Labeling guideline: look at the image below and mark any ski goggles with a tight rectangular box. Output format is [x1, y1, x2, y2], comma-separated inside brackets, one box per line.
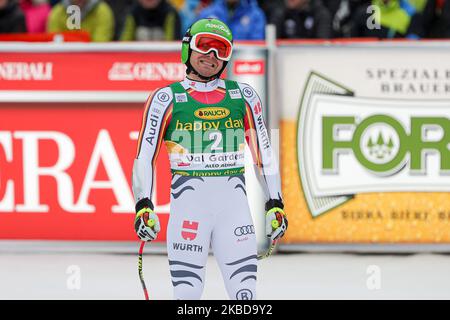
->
[190, 32, 233, 61]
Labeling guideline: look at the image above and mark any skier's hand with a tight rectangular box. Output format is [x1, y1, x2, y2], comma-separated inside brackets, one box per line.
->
[134, 207, 160, 242]
[265, 199, 288, 241]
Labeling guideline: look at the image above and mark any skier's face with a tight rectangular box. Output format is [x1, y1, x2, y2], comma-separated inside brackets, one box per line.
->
[190, 50, 224, 79]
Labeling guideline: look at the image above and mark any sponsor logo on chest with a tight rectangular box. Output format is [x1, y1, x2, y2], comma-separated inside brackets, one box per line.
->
[194, 107, 230, 120]
[228, 89, 242, 99]
[175, 93, 188, 103]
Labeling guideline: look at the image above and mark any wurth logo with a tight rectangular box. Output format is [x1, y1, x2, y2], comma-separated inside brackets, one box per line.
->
[253, 101, 262, 115]
[256, 115, 270, 150]
[108, 62, 185, 81]
[173, 243, 203, 252]
[181, 220, 198, 241]
[0, 62, 53, 80]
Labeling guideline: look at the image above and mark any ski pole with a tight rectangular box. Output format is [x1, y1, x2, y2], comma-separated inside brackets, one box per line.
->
[138, 241, 149, 300]
[138, 217, 157, 300]
[257, 239, 277, 260]
[257, 218, 281, 260]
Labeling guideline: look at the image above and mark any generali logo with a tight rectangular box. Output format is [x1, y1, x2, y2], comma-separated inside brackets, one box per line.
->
[298, 72, 450, 218]
[108, 62, 185, 81]
[0, 130, 136, 213]
[233, 60, 265, 75]
[0, 62, 53, 80]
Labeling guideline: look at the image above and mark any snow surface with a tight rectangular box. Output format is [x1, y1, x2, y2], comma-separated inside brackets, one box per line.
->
[1, 248, 450, 300]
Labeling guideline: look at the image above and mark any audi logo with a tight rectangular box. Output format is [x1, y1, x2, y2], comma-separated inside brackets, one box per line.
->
[234, 225, 255, 236]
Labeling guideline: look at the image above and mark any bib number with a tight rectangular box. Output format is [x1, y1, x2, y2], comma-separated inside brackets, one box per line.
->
[209, 132, 223, 151]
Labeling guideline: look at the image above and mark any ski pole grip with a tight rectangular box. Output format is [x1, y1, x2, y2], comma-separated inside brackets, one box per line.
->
[271, 220, 280, 229]
[147, 219, 156, 228]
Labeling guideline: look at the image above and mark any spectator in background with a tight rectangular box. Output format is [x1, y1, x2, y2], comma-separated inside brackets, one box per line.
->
[104, 0, 134, 40]
[179, 0, 212, 36]
[257, 0, 283, 20]
[197, 0, 266, 40]
[20, 0, 51, 33]
[436, 0, 450, 37]
[47, 0, 115, 41]
[270, 0, 332, 39]
[120, 0, 181, 41]
[422, 0, 450, 37]
[323, 0, 369, 37]
[421, 0, 439, 37]
[441, 0, 450, 36]
[0, 0, 27, 33]
[350, 0, 424, 38]
[168, 0, 184, 9]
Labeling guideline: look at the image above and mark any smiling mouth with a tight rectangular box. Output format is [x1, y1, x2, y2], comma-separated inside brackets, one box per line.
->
[199, 59, 216, 68]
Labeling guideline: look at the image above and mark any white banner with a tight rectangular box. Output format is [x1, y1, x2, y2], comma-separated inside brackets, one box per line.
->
[276, 42, 450, 245]
[301, 94, 450, 198]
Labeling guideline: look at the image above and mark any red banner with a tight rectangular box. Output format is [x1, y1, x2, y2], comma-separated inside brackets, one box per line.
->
[0, 52, 184, 91]
[0, 103, 171, 241]
[0, 47, 266, 241]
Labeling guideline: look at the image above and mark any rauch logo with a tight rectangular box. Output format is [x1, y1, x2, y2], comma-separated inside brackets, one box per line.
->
[194, 107, 230, 120]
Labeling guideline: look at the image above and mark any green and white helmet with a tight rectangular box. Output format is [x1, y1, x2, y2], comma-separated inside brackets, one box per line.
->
[182, 18, 234, 80]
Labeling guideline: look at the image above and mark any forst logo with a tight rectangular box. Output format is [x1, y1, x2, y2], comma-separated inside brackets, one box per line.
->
[194, 107, 230, 120]
[297, 72, 450, 218]
[323, 115, 450, 175]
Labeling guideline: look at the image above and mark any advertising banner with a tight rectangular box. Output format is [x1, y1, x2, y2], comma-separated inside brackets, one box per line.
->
[0, 52, 183, 91]
[0, 44, 269, 244]
[0, 102, 171, 241]
[278, 43, 450, 244]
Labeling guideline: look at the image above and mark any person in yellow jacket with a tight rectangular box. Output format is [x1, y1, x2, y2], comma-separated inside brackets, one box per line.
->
[47, 0, 115, 42]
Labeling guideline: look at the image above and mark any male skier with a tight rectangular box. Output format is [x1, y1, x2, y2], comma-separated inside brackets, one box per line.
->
[132, 18, 288, 300]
